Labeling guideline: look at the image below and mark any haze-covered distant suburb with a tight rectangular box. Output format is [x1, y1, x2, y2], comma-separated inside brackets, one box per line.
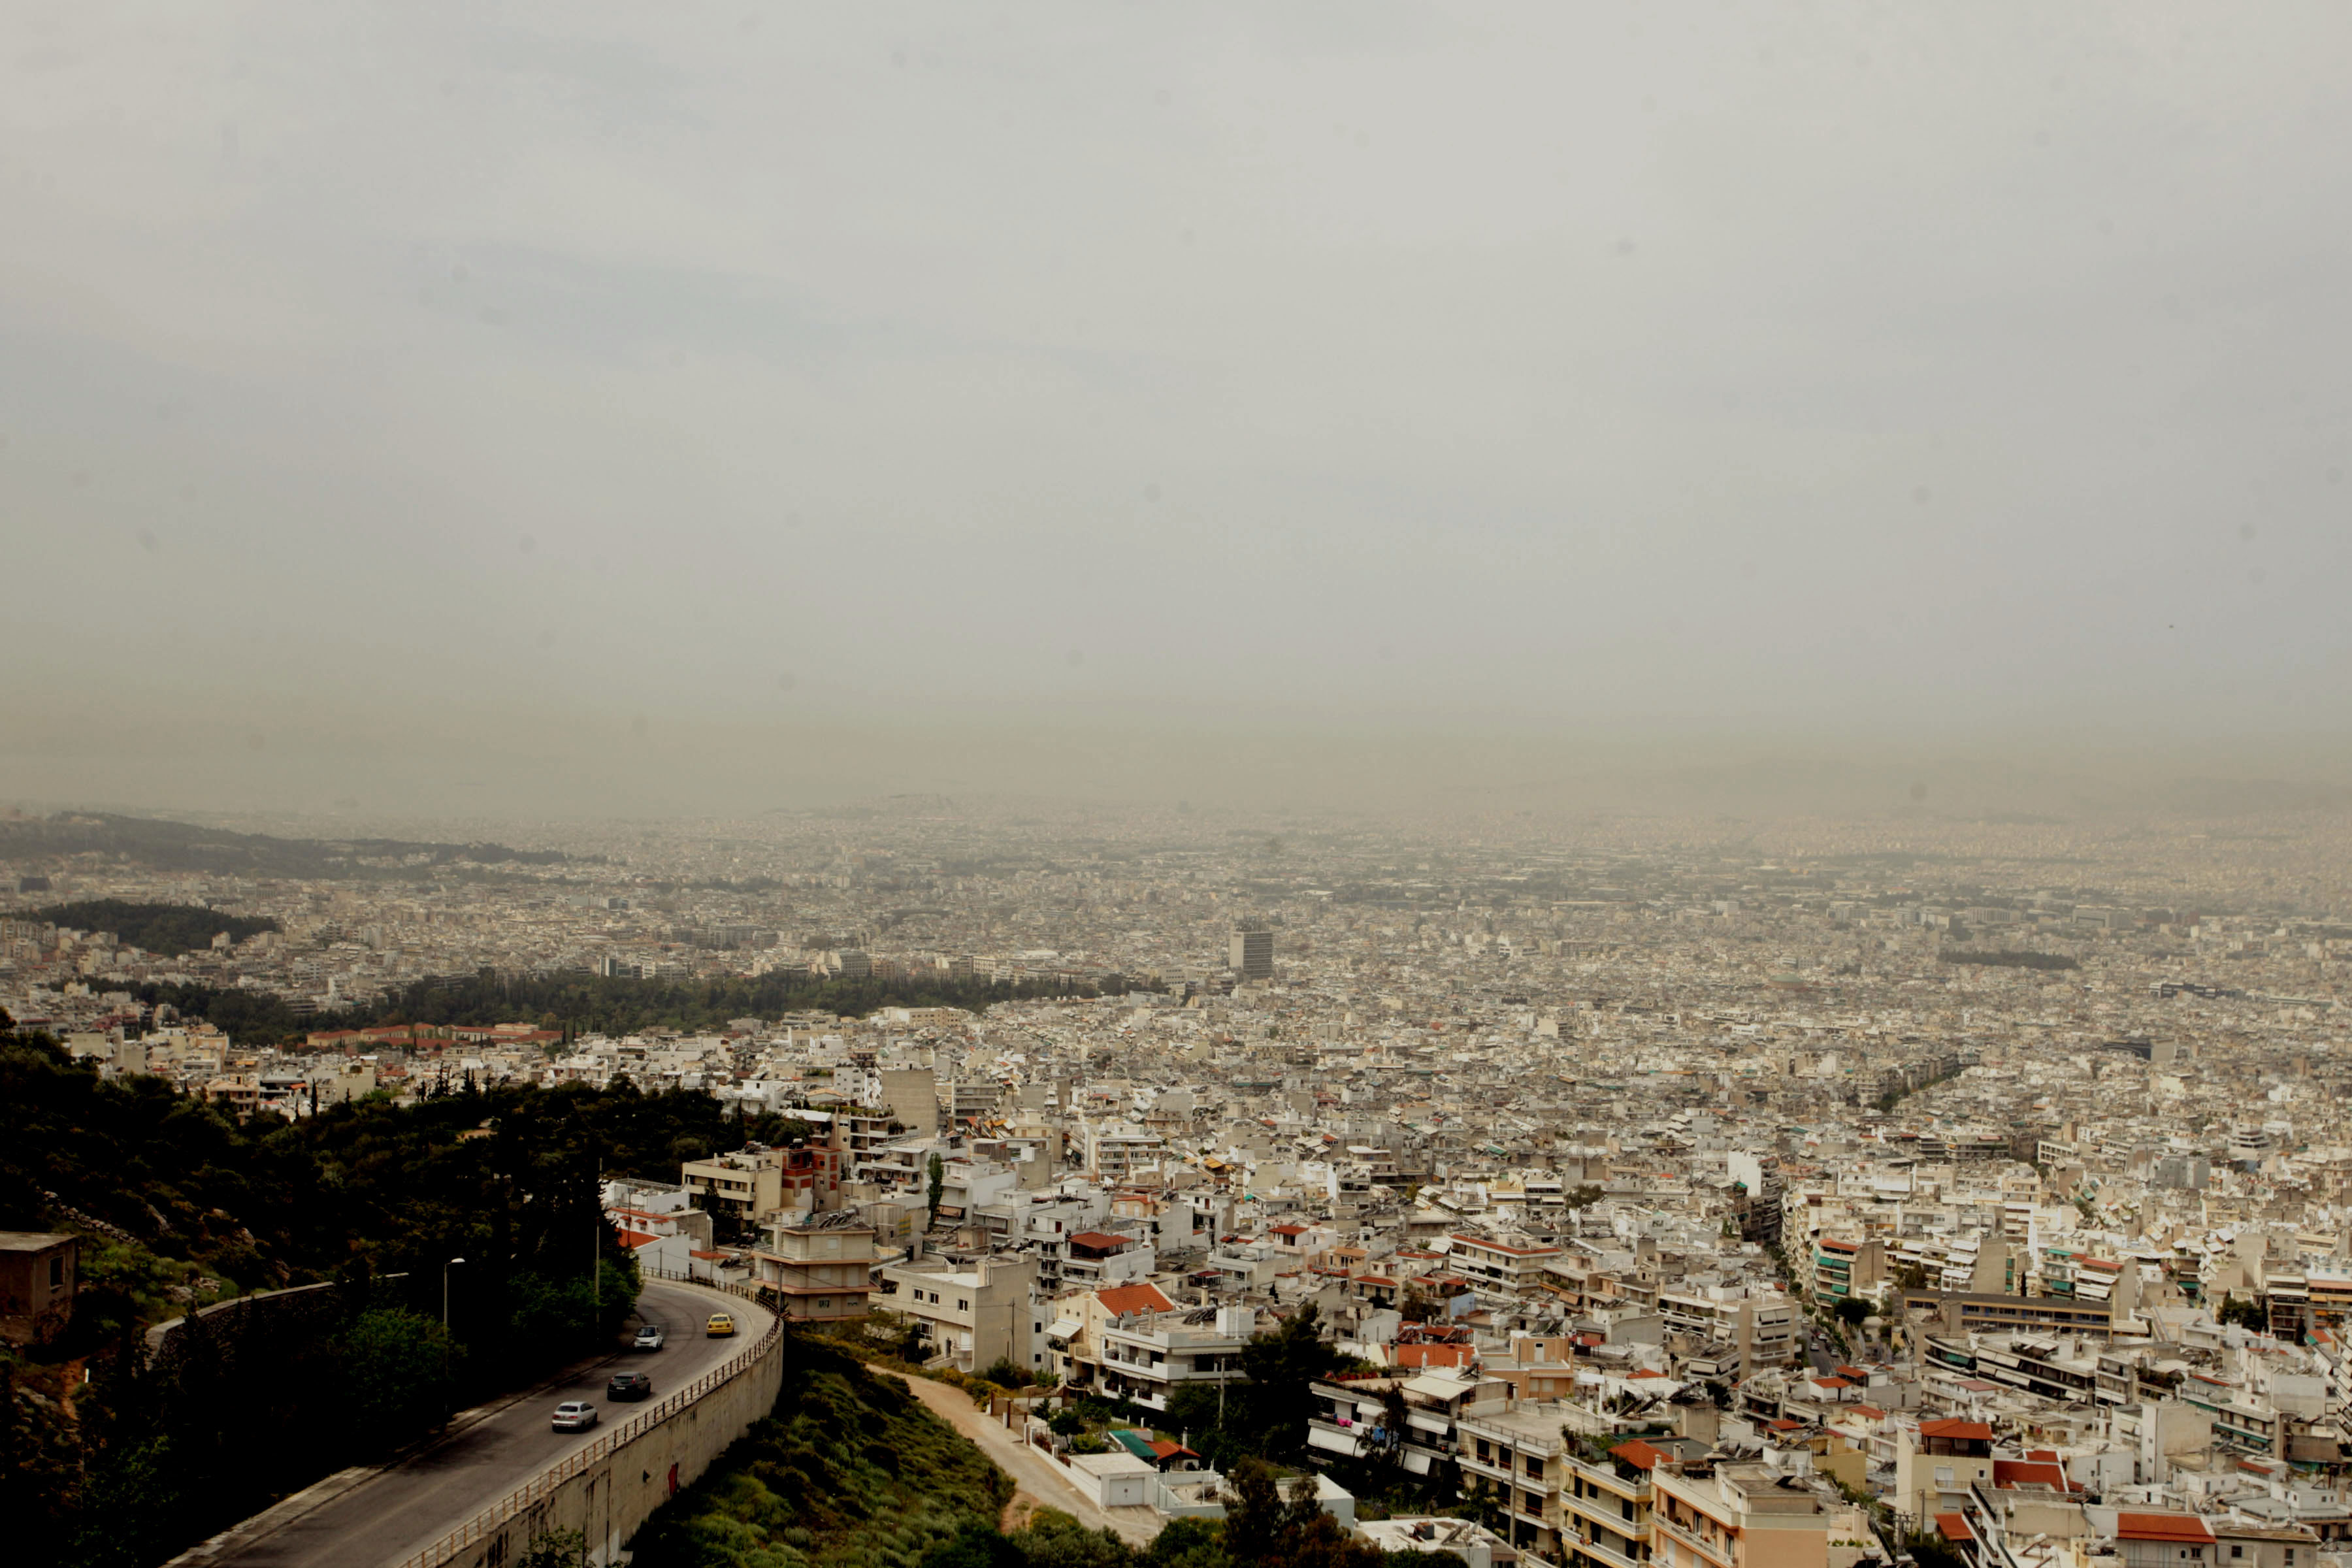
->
[5, 2, 2351, 817]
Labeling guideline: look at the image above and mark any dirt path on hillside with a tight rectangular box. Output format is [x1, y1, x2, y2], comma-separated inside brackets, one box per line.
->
[885, 1373, 1162, 1547]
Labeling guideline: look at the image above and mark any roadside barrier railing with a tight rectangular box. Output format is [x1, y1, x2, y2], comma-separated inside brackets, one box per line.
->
[389, 1277, 777, 1568]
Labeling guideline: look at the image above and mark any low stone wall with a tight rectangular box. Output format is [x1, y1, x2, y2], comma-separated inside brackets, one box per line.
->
[145, 1275, 409, 1375]
[393, 1279, 783, 1568]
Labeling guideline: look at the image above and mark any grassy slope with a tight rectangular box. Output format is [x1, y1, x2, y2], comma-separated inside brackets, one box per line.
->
[632, 1334, 1013, 1568]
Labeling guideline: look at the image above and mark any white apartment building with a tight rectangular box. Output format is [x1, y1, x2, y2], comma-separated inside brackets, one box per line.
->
[1096, 1301, 1257, 1412]
[1447, 1234, 1565, 1299]
[1086, 1126, 1168, 1183]
[879, 1252, 1037, 1375]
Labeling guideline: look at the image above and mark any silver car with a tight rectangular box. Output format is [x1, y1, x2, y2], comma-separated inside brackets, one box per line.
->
[551, 1401, 599, 1432]
[633, 1324, 666, 1351]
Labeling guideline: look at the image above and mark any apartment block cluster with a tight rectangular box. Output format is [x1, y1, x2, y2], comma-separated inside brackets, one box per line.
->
[569, 992, 2352, 1568]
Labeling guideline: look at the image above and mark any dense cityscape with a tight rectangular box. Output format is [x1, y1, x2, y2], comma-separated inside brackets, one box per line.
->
[8, 799, 2352, 1568]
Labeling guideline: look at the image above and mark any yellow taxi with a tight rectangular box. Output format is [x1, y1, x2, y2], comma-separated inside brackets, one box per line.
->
[706, 1313, 736, 1338]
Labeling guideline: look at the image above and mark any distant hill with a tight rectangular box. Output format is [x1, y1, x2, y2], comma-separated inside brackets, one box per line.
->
[0, 811, 582, 880]
[24, 899, 280, 955]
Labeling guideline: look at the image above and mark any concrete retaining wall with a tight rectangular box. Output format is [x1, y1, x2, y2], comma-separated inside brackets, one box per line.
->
[397, 1281, 784, 1568]
[146, 1273, 412, 1375]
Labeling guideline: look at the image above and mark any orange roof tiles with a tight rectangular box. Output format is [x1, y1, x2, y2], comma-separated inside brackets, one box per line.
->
[1096, 1282, 1177, 1317]
[2116, 1515, 2217, 1545]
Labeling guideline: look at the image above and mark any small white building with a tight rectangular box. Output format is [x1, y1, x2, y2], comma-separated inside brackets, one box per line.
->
[1066, 1451, 1156, 1509]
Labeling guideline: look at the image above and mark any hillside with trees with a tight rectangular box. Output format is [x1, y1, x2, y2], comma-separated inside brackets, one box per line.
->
[123, 968, 1135, 1047]
[0, 1026, 797, 1566]
[23, 899, 281, 955]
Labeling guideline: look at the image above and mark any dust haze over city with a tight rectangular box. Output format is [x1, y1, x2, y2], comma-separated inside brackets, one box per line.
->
[11, 8, 2352, 1568]
[5, 1, 2351, 819]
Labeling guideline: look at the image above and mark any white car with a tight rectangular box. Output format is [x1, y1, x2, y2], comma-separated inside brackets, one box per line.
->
[633, 1325, 666, 1351]
[551, 1401, 599, 1433]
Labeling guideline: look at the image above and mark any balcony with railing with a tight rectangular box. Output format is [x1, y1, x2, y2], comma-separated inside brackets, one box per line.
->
[1568, 1527, 1649, 1568]
[1308, 1416, 1376, 1460]
[1652, 1511, 1735, 1568]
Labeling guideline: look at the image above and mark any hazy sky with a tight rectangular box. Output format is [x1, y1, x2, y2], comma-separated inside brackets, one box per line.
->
[5, 3, 2351, 814]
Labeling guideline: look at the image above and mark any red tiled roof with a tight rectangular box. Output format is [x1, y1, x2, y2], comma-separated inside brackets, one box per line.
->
[1394, 1345, 1473, 1369]
[1993, 1460, 2075, 1493]
[1449, 1235, 1560, 1256]
[1612, 1439, 1669, 1471]
[1919, 1418, 1993, 1439]
[617, 1229, 660, 1249]
[2116, 1515, 2216, 1545]
[1935, 1514, 1975, 1543]
[1066, 1232, 1132, 1250]
[1096, 1282, 1176, 1317]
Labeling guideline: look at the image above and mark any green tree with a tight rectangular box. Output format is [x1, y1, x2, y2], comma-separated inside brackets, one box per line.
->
[1237, 1303, 1345, 1462]
[1223, 1460, 1382, 1568]
[338, 1308, 453, 1448]
[1833, 1297, 1872, 1328]
[1222, 1460, 1288, 1566]
[1007, 1509, 1137, 1568]
[1469, 1476, 1514, 1531]
[1144, 1518, 1230, 1568]
[979, 1355, 1029, 1390]
[923, 1524, 1028, 1568]
[928, 1152, 947, 1229]
[1165, 1381, 1237, 1464]
[1375, 1381, 1411, 1475]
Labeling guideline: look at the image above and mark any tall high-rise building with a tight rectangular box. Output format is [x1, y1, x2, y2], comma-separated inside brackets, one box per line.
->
[1228, 926, 1273, 981]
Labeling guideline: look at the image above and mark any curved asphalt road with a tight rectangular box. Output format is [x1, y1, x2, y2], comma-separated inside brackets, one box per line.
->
[205, 1281, 774, 1568]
